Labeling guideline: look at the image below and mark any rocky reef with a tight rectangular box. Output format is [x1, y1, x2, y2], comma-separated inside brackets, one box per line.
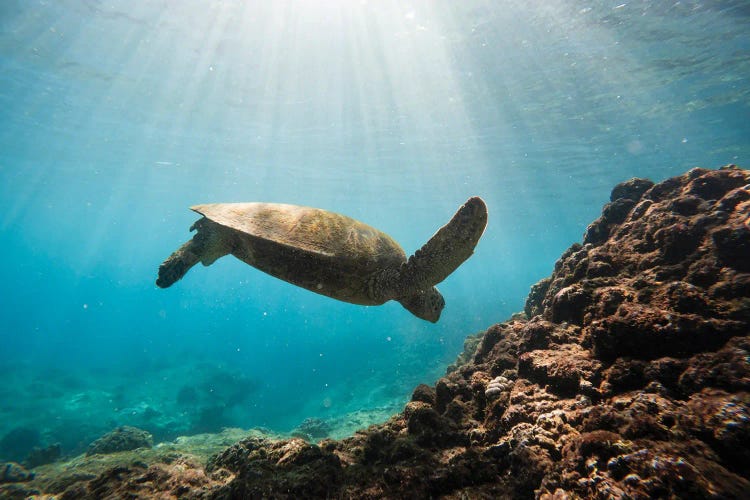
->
[2, 165, 748, 499]
[86, 426, 154, 456]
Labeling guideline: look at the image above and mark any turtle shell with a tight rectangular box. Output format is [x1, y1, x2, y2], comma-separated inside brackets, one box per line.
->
[191, 203, 407, 304]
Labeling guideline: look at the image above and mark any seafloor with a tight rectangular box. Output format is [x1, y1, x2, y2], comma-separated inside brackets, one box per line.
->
[1, 165, 749, 499]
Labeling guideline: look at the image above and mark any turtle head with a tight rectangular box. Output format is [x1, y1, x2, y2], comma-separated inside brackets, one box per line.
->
[398, 287, 445, 323]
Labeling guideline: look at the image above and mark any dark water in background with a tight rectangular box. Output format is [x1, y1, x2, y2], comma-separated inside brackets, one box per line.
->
[0, 1, 748, 455]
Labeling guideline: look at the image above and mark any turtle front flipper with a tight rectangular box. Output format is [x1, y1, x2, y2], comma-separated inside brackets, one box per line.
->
[398, 196, 488, 295]
[156, 218, 231, 288]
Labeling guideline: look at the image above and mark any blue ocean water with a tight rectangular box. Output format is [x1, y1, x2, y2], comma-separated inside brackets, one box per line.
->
[0, 1, 748, 457]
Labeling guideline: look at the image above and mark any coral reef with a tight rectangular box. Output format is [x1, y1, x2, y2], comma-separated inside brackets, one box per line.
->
[2, 165, 748, 498]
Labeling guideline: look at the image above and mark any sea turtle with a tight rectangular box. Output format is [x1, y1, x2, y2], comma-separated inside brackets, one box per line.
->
[156, 197, 487, 322]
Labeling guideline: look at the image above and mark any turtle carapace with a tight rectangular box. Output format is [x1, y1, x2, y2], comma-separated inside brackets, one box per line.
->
[156, 197, 488, 322]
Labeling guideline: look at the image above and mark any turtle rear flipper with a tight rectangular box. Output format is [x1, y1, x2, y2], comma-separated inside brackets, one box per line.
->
[157, 239, 201, 288]
[156, 219, 231, 288]
[398, 196, 487, 294]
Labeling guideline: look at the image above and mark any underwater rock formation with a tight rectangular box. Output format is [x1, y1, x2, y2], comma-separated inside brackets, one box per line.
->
[24, 444, 61, 469]
[174, 368, 260, 436]
[0, 427, 41, 463]
[0, 462, 34, 483]
[2, 165, 748, 499]
[86, 426, 153, 456]
[292, 417, 334, 441]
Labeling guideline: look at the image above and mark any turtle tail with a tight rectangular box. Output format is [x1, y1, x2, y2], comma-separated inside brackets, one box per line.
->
[156, 239, 202, 288]
[398, 196, 487, 294]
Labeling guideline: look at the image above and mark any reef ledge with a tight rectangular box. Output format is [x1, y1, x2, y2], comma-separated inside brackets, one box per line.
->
[2, 165, 748, 499]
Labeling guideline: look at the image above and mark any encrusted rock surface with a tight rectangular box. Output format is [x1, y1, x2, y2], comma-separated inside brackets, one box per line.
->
[2, 165, 748, 499]
[1, 462, 35, 483]
[86, 426, 154, 456]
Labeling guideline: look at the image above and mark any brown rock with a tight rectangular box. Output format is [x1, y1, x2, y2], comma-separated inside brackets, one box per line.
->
[518, 345, 602, 397]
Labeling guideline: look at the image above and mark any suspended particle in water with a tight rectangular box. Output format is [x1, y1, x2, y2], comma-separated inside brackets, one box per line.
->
[627, 140, 643, 155]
